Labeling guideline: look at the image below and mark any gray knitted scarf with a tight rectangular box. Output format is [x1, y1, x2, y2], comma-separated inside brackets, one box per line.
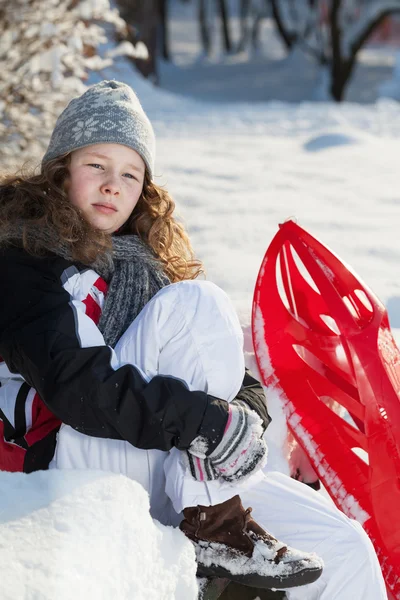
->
[97, 235, 171, 347]
[1, 224, 170, 347]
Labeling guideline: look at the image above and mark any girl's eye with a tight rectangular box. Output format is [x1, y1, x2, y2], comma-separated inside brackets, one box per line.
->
[87, 164, 138, 181]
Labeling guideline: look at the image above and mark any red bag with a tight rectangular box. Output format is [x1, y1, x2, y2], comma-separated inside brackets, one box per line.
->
[252, 220, 400, 599]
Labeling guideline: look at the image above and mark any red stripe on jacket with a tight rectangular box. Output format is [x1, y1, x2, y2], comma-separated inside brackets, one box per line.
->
[0, 276, 108, 472]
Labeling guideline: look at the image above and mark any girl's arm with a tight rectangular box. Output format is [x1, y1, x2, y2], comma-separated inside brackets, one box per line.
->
[0, 247, 228, 453]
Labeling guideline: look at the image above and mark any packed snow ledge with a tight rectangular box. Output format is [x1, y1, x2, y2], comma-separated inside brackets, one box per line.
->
[0, 470, 199, 600]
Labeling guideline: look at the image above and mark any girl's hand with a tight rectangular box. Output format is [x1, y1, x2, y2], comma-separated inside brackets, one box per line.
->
[187, 400, 268, 483]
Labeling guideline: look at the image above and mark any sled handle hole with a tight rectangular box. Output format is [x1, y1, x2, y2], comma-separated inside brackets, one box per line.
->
[352, 447, 370, 465]
[319, 314, 340, 335]
[343, 296, 361, 320]
[317, 395, 367, 440]
[276, 252, 300, 316]
[292, 345, 359, 399]
[276, 248, 336, 333]
[354, 289, 373, 313]
[292, 345, 367, 428]
[342, 291, 374, 328]
[288, 246, 321, 296]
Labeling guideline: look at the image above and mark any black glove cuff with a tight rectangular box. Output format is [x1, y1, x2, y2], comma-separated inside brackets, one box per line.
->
[197, 396, 229, 456]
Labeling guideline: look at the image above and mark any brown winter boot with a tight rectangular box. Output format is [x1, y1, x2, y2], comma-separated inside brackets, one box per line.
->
[180, 495, 323, 590]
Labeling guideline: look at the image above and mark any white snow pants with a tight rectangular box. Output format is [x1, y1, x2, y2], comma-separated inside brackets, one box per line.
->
[51, 280, 387, 600]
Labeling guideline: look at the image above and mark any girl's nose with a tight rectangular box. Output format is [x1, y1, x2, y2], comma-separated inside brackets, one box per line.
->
[100, 177, 120, 196]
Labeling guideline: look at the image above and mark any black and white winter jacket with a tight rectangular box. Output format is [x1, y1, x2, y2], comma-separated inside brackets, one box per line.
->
[0, 246, 269, 473]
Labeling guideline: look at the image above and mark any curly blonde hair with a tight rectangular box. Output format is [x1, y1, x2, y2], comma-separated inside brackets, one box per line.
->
[0, 154, 203, 282]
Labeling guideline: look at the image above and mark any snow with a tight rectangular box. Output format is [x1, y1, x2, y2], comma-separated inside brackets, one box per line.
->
[195, 537, 323, 582]
[0, 470, 198, 600]
[3, 3, 400, 598]
[149, 102, 400, 332]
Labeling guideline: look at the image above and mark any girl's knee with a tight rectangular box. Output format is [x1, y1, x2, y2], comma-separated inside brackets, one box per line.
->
[152, 280, 241, 335]
[176, 280, 240, 324]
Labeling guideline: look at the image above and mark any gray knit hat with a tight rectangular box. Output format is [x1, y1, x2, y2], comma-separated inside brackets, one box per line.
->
[43, 80, 155, 178]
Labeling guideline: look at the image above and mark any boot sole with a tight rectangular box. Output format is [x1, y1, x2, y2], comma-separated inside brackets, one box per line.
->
[196, 564, 323, 590]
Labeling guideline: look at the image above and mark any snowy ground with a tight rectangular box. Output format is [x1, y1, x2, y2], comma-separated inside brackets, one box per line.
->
[2, 8, 400, 600]
[0, 470, 198, 600]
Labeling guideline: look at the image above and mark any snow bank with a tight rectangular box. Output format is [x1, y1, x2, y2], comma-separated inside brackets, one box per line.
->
[0, 470, 198, 600]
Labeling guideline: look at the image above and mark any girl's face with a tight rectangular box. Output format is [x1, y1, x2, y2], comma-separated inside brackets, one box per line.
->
[67, 143, 145, 233]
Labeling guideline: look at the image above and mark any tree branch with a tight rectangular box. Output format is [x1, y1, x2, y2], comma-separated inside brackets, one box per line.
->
[270, 0, 296, 51]
[350, 7, 400, 58]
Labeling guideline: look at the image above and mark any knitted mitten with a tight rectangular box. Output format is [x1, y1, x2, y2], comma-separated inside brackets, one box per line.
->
[187, 400, 268, 483]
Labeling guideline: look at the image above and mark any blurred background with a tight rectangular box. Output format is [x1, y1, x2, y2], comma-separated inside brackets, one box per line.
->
[3, 0, 400, 170]
[3, 0, 400, 325]
[117, 0, 400, 103]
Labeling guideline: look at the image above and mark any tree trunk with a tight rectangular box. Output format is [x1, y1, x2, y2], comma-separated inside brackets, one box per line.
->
[251, 14, 263, 49]
[116, 0, 159, 82]
[328, 1, 398, 102]
[198, 0, 211, 54]
[330, 7, 400, 102]
[159, 0, 170, 61]
[237, 0, 251, 52]
[217, 0, 232, 53]
[330, 58, 357, 102]
[328, 0, 342, 100]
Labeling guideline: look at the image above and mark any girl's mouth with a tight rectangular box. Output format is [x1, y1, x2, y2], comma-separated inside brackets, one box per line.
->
[93, 204, 117, 214]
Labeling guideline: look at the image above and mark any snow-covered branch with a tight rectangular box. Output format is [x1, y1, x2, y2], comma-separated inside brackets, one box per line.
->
[0, 0, 142, 172]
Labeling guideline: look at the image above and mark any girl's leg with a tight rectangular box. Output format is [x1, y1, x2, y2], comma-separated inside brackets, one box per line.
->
[52, 280, 386, 598]
[116, 280, 247, 511]
[238, 471, 387, 600]
[115, 280, 245, 402]
[107, 280, 387, 598]
[52, 280, 245, 522]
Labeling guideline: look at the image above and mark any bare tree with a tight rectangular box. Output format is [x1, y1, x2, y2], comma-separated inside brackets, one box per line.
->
[238, 0, 251, 51]
[217, 0, 232, 52]
[238, 0, 267, 52]
[270, 0, 296, 51]
[329, 1, 400, 101]
[158, 0, 171, 61]
[269, 0, 400, 101]
[196, 0, 234, 56]
[116, 0, 160, 81]
[198, 0, 212, 54]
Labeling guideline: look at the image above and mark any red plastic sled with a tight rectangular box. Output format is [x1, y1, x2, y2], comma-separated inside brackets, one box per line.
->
[252, 220, 400, 599]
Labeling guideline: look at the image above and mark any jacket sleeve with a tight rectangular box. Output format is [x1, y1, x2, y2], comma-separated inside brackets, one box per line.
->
[235, 369, 271, 432]
[0, 247, 228, 453]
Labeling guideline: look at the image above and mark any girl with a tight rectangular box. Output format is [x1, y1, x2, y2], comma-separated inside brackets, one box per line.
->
[0, 81, 386, 599]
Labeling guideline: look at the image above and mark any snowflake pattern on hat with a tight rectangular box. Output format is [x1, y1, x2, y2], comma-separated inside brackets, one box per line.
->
[43, 80, 156, 178]
[72, 117, 100, 141]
